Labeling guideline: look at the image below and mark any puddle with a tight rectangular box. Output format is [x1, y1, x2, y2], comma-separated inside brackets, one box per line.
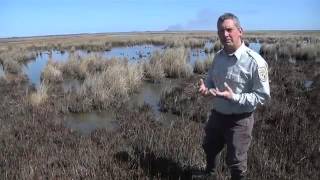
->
[64, 109, 119, 135]
[65, 79, 180, 134]
[288, 57, 296, 64]
[21, 42, 263, 134]
[23, 44, 216, 86]
[23, 50, 69, 86]
[104, 44, 164, 61]
[24, 45, 164, 85]
[21, 41, 263, 87]
[129, 79, 180, 118]
[249, 42, 261, 53]
[189, 48, 209, 66]
[304, 80, 313, 89]
[0, 65, 4, 77]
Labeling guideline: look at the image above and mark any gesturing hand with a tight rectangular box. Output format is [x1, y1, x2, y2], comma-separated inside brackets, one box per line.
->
[209, 82, 234, 100]
[198, 79, 209, 96]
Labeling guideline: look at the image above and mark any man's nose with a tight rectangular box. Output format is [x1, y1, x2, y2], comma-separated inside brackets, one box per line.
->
[224, 30, 229, 37]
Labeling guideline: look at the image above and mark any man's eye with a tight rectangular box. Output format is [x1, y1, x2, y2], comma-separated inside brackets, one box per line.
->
[227, 28, 233, 32]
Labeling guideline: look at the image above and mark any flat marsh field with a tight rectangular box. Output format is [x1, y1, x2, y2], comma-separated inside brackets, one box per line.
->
[0, 31, 319, 179]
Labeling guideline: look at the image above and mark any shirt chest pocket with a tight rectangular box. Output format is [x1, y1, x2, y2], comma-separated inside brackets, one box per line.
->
[226, 70, 246, 84]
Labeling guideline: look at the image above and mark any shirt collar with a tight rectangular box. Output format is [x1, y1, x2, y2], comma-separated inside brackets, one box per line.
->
[224, 42, 246, 60]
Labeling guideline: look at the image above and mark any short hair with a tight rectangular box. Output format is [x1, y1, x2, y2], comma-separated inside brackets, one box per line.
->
[217, 13, 241, 29]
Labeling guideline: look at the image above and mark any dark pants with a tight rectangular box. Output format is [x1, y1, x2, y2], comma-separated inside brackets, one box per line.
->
[202, 109, 254, 178]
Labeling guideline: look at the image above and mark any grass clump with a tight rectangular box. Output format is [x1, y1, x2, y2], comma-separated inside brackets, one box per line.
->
[143, 47, 193, 81]
[67, 60, 143, 112]
[29, 83, 48, 106]
[193, 54, 214, 74]
[41, 60, 63, 84]
[143, 51, 165, 82]
[161, 47, 193, 78]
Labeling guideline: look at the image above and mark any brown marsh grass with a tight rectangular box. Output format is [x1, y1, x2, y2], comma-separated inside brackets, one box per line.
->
[63, 59, 142, 112]
[260, 41, 320, 61]
[0, 31, 217, 53]
[161, 47, 193, 78]
[0, 48, 37, 75]
[143, 51, 166, 82]
[0, 48, 36, 64]
[193, 54, 214, 74]
[0, 31, 320, 179]
[41, 60, 63, 84]
[143, 47, 193, 81]
[1, 58, 22, 74]
[29, 83, 48, 106]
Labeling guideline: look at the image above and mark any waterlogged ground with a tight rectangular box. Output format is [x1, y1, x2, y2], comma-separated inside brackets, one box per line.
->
[1, 31, 320, 179]
[65, 79, 180, 134]
[24, 42, 261, 86]
[19, 43, 262, 134]
[0, 66, 4, 77]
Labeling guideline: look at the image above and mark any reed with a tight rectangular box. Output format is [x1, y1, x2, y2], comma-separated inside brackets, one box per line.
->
[143, 51, 165, 82]
[68, 60, 143, 111]
[193, 54, 214, 74]
[213, 41, 223, 52]
[161, 47, 193, 78]
[29, 83, 48, 106]
[41, 60, 63, 84]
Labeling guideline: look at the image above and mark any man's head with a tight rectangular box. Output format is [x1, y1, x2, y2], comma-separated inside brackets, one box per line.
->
[217, 13, 243, 54]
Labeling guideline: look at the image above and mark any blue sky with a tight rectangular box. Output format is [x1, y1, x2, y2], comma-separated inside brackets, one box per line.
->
[1, 0, 319, 38]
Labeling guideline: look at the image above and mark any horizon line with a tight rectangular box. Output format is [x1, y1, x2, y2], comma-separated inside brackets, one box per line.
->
[1, 29, 320, 39]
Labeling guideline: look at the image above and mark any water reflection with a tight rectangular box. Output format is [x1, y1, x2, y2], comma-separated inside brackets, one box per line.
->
[0, 65, 4, 77]
[189, 48, 208, 66]
[249, 42, 261, 53]
[104, 44, 164, 61]
[65, 79, 180, 134]
[24, 51, 69, 86]
[304, 80, 313, 89]
[64, 109, 119, 135]
[19, 42, 263, 134]
[129, 80, 179, 118]
[130, 80, 180, 126]
[20, 42, 261, 86]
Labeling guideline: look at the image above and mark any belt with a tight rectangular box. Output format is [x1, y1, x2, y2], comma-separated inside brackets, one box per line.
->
[212, 109, 253, 119]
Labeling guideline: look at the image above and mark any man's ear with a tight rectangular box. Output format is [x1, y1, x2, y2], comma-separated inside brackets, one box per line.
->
[239, 27, 243, 35]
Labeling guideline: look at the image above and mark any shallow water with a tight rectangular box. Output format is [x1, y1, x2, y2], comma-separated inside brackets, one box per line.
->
[23, 51, 69, 86]
[189, 48, 208, 66]
[64, 109, 119, 135]
[20, 42, 261, 134]
[249, 42, 261, 53]
[304, 80, 313, 89]
[23, 45, 211, 86]
[0, 65, 4, 77]
[104, 44, 164, 61]
[0, 41, 262, 134]
[65, 80, 180, 134]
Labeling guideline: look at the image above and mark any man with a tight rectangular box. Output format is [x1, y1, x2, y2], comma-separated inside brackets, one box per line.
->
[197, 13, 270, 180]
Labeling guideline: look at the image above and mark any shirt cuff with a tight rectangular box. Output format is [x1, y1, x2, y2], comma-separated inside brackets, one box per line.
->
[232, 93, 241, 102]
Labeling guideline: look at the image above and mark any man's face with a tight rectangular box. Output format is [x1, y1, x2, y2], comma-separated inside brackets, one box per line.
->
[218, 19, 243, 53]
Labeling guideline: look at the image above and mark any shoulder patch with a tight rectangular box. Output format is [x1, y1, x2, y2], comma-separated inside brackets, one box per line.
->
[258, 66, 268, 82]
[246, 48, 269, 82]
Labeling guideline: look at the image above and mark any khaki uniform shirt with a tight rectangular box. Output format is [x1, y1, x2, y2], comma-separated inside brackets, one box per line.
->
[205, 43, 270, 114]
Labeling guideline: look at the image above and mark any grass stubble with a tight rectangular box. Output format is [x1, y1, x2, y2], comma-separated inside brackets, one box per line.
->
[0, 31, 319, 179]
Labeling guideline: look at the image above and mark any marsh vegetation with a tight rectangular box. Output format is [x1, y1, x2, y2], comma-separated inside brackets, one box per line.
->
[0, 31, 319, 179]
